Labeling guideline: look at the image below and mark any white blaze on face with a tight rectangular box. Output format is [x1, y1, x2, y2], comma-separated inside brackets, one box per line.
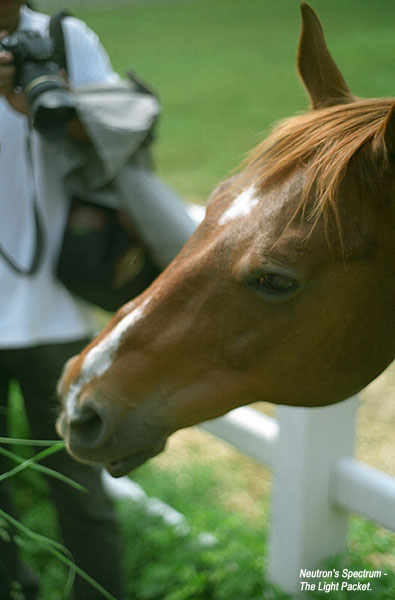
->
[218, 185, 259, 225]
[65, 297, 151, 416]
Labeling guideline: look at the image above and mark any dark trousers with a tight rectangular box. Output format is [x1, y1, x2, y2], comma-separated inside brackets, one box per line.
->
[0, 341, 124, 600]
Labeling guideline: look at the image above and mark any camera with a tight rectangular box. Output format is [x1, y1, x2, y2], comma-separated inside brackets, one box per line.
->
[0, 30, 76, 137]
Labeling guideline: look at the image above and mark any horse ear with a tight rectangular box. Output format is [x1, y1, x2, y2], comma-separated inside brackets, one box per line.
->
[383, 102, 395, 157]
[297, 3, 354, 109]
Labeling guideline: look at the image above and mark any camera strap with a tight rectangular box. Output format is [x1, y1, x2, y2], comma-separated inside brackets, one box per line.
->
[0, 11, 69, 276]
[0, 130, 45, 276]
[49, 11, 69, 73]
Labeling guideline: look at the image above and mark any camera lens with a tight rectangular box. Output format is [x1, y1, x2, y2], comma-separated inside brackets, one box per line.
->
[20, 61, 76, 137]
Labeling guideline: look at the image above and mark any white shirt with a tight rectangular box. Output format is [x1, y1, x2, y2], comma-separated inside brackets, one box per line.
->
[0, 7, 119, 348]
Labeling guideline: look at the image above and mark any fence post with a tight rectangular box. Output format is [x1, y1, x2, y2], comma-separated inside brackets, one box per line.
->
[267, 396, 359, 595]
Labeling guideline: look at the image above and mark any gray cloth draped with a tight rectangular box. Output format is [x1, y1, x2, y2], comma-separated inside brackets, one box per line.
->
[50, 79, 200, 268]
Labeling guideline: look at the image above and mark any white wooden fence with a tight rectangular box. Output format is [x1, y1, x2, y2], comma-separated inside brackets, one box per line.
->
[200, 395, 395, 595]
[103, 393, 395, 597]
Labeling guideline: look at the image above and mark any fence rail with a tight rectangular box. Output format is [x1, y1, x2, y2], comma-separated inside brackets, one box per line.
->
[200, 406, 279, 468]
[332, 456, 395, 531]
[200, 396, 395, 595]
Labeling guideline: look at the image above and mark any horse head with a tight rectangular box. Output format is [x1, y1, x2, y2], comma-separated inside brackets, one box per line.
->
[57, 3, 395, 476]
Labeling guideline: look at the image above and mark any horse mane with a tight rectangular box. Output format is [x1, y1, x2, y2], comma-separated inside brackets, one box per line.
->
[244, 98, 395, 228]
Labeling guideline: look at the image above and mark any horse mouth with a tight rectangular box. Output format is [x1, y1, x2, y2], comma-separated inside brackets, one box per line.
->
[106, 455, 145, 477]
[106, 448, 161, 477]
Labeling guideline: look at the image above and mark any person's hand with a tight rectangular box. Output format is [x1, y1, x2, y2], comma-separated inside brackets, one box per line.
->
[0, 30, 29, 115]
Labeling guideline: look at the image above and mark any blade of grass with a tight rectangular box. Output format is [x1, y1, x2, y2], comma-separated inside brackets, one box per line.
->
[0, 446, 87, 493]
[0, 436, 62, 447]
[0, 509, 117, 600]
[0, 508, 75, 597]
[0, 442, 64, 482]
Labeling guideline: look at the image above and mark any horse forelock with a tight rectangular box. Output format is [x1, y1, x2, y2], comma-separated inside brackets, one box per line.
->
[242, 98, 395, 235]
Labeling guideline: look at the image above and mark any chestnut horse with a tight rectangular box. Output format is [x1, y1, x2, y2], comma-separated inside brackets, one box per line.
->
[57, 3, 395, 477]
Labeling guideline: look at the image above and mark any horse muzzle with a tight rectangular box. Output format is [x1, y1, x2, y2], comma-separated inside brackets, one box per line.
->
[56, 393, 167, 476]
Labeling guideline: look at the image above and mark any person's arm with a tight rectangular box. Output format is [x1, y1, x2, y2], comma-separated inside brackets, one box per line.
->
[62, 17, 119, 88]
[57, 17, 120, 141]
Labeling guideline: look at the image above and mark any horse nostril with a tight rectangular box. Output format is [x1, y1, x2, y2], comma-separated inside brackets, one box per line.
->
[68, 404, 111, 449]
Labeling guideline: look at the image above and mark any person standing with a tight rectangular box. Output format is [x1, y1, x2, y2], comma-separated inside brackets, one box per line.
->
[0, 2, 124, 598]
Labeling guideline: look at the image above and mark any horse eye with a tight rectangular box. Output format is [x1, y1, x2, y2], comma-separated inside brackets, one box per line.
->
[257, 273, 297, 294]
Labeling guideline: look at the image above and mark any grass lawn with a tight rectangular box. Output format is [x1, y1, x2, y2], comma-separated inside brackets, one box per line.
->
[3, 0, 395, 598]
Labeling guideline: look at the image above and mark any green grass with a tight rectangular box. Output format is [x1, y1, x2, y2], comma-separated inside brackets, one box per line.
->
[4, 1, 395, 597]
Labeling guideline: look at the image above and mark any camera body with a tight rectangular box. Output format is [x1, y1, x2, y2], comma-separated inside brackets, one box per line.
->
[0, 30, 76, 137]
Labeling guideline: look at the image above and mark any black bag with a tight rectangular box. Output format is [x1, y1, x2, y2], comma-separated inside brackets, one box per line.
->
[52, 12, 160, 311]
[57, 198, 160, 311]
